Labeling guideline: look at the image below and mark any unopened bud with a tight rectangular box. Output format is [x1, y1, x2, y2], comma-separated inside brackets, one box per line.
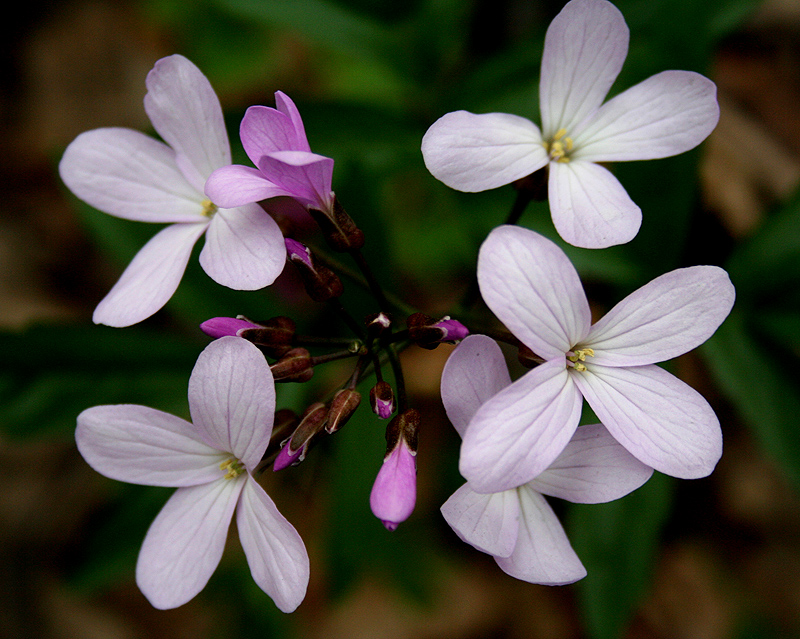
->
[365, 312, 393, 341]
[307, 197, 365, 252]
[370, 381, 395, 419]
[326, 389, 362, 433]
[264, 409, 300, 459]
[270, 347, 313, 382]
[200, 316, 261, 338]
[407, 313, 469, 350]
[239, 316, 296, 358]
[286, 238, 344, 302]
[273, 402, 328, 471]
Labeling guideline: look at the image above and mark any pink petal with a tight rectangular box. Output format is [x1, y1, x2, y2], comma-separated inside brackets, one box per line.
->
[539, 0, 629, 137]
[188, 337, 276, 469]
[548, 160, 641, 249]
[204, 164, 289, 209]
[369, 440, 417, 529]
[440, 483, 520, 558]
[93, 222, 208, 327]
[136, 478, 244, 609]
[255, 151, 334, 212]
[529, 423, 652, 503]
[241, 104, 309, 162]
[573, 71, 720, 162]
[274, 92, 312, 152]
[460, 358, 582, 493]
[200, 203, 286, 290]
[76, 405, 227, 487]
[421, 111, 547, 192]
[478, 225, 590, 359]
[572, 364, 722, 479]
[59, 128, 206, 224]
[236, 476, 310, 612]
[144, 54, 231, 192]
[440, 335, 511, 438]
[585, 266, 735, 366]
[494, 486, 586, 585]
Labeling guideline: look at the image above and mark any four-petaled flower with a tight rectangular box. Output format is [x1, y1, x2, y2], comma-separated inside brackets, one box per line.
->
[460, 225, 735, 493]
[204, 93, 335, 216]
[441, 335, 652, 584]
[59, 55, 286, 327]
[76, 337, 309, 611]
[420, 0, 720, 249]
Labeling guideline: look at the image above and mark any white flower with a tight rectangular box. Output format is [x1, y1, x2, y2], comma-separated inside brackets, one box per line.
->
[421, 0, 720, 249]
[76, 337, 309, 611]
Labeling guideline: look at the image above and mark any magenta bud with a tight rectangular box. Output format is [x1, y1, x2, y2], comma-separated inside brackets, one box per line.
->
[285, 237, 314, 268]
[273, 441, 306, 471]
[407, 313, 469, 349]
[369, 437, 417, 531]
[434, 317, 469, 341]
[370, 381, 394, 419]
[200, 317, 260, 339]
[285, 237, 344, 302]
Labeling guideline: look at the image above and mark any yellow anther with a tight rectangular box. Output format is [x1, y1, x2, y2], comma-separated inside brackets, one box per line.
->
[219, 458, 245, 480]
[552, 128, 568, 141]
[544, 130, 574, 163]
[567, 348, 595, 370]
[201, 199, 218, 217]
[573, 362, 587, 372]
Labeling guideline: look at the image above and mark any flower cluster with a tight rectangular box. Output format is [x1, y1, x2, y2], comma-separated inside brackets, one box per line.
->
[60, 0, 733, 613]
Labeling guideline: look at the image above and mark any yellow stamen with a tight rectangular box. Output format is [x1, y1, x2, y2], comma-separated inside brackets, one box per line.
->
[543, 129, 574, 163]
[219, 458, 245, 480]
[567, 348, 595, 371]
[201, 199, 218, 217]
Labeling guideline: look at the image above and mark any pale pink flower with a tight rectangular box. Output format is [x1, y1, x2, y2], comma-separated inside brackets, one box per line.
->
[460, 226, 734, 493]
[441, 335, 652, 584]
[421, 0, 719, 249]
[76, 337, 309, 611]
[59, 55, 285, 327]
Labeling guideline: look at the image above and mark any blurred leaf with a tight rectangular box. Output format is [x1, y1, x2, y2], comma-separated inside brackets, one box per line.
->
[567, 472, 675, 639]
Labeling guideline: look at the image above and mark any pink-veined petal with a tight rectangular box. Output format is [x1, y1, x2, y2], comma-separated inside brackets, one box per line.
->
[421, 111, 547, 192]
[274, 92, 312, 152]
[585, 266, 735, 366]
[539, 0, 629, 137]
[460, 358, 582, 493]
[573, 71, 719, 162]
[440, 335, 511, 438]
[255, 151, 334, 212]
[205, 164, 290, 209]
[136, 477, 245, 609]
[59, 128, 206, 224]
[494, 486, 586, 585]
[93, 222, 207, 327]
[440, 483, 520, 558]
[144, 54, 230, 192]
[370, 440, 417, 529]
[548, 160, 641, 249]
[529, 422, 652, 503]
[77, 405, 228, 487]
[241, 104, 308, 163]
[478, 225, 590, 359]
[188, 337, 275, 469]
[237, 476, 309, 613]
[200, 203, 286, 290]
[572, 364, 722, 479]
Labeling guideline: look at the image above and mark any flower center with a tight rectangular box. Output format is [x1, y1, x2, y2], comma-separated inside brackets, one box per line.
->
[219, 457, 245, 479]
[566, 347, 594, 372]
[543, 128, 573, 163]
[201, 199, 218, 218]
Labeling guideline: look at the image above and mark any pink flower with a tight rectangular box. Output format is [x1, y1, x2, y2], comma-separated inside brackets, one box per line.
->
[459, 226, 734, 493]
[421, 0, 719, 249]
[76, 337, 309, 611]
[441, 335, 652, 584]
[59, 55, 285, 327]
[204, 92, 335, 216]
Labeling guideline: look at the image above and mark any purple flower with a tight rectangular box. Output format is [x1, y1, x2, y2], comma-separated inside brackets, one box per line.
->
[421, 0, 719, 249]
[76, 337, 309, 611]
[370, 438, 417, 531]
[204, 93, 335, 216]
[59, 55, 286, 327]
[459, 226, 735, 493]
[441, 335, 652, 584]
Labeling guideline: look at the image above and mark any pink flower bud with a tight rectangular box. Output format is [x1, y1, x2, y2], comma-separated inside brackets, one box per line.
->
[200, 316, 260, 339]
[369, 438, 417, 531]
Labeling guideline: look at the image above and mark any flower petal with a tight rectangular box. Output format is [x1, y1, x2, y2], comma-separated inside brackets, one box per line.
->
[136, 478, 244, 609]
[76, 405, 227, 487]
[440, 335, 511, 438]
[274, 92, 312, 152]
[585, 266, 735, 366]
[548, 160, 641, 249]
[494, 486, 586, 585]
[236, 476, 309, 612]
[255, 151, 334, 212]
[573, 71, 719, 162]
[93, 222, 207, 327]
[421, 111, 547, 192]
[460, 358, 582, 493]
[529, 422, 652, 503]
[241, 103, 309, 162]
[369, 440, 417, 530]
[440, 483, 520, 558]
[572, 364, 722, 479]
[200, 203, 286, 290]
[478, 225, 590, 359]
[144, 54, 230, 192]
[59, 128, 206, 223]
[204, 164, 289, 209]
[188, 337, 276, 469]
[539, 0, 628, 136]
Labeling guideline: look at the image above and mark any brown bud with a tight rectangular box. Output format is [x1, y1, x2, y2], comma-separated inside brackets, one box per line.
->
[288, 402, 329, 452]
[307, 197, 365, 252]
[286, 238, 345, 302]
[365, 312, 393, 341]
[265, 409, 300, 459]
[325, 389, 362, 433]
[240, 316, 296, 358]
[370, 381, 395, 419]
[384, 408, 420, 456]
[407, 312, 442, 350]
[270, 347, 314, 382]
